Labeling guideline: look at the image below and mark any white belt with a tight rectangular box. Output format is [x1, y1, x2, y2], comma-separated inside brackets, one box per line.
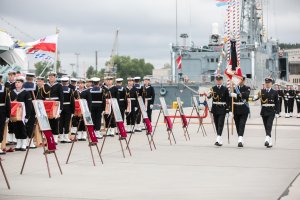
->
[46, 97, 59, 100]
[119, 99, 125, 101]
[129, 98, 136, 100]
[288, 96, 294, 98]
[213, 102, 226, 105]
[262, 104, 275, 107]
[0, 103, 5, 106]
[92, 101, 102, 103]
[233, 102, 244, 105]
[145, 98, 152, 100]
[63, 102, 70, 105]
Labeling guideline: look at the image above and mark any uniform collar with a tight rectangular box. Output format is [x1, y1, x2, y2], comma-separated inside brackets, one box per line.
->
[13, 88, 25, 95]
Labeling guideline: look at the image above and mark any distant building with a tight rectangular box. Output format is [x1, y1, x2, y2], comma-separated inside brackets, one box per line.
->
[152, 68, 171, 83]
[286, 49, 300, 84]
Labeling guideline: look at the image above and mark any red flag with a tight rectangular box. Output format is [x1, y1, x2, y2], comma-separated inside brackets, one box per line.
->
[26, 34, 58, 54]
[176, 55, 182, 70]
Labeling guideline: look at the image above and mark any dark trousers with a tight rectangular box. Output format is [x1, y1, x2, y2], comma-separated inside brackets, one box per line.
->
[126, 111, 136, 125]
[262, 114, 275, 137]
[91, 106, 103, 131]
[73, 116, 86, 131]
[213, 114, 226, 136]
[284, 99, 288, 113]
[119, 105, 126, 121]
[8, 121, 14, 134]
[136, 107, 141, 124]
[234, 113, 248, 137]
[278, 98, 282, 113]
[26, 109, 36, 138]
[147, 109, 153, 122]
[59, 106, 72, 134]
[297, 100, 300, 113]
[13, 121, 27, 139]
[288, 98, 294, 113]
[104, 114, 116, 128]
[0, 111, 6, 143]
[49, 118, 59, 135]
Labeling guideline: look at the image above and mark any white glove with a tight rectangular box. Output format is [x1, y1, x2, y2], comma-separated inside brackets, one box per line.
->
[134, 107, 138, 111]
[253, 95, 258, 100]
[275, 114, 279, 118]
[5, 118, 9, 123]
[59, 110, 62, 114]
[71, 114, 74, 118]
[25, 118, 29, 123]
[229, 112, 233, 117]
[231, 93, 237, 98]
[150, 104, 153, 109]
[207, 91, 212, 97]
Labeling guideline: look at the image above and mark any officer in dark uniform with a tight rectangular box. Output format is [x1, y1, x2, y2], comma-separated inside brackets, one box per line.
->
[125, 77, 138, 133]
[141, 77, 155, 121]
[90, 77, 104, 139]
[59, 77, 75, 143]
[283, 84, 295, 118]
[73, 79, 92, 141]
[39, 72, 64, 144]
[103, 76, 117, 136]
[23, 73, 38, 148]
[296, 84, 300, 118]
[274, 83, 284, 117]
[10, 76, 32, 151]
[69, 78, 77, 91]
[230, 76, 250, 147]
[254, 77, 279, 148]
[115, 78, 126, 121]
[0, 74, 11, 154]
[133, 77, 142, 132]
[207, 74, 230, 146]
[5, 71, 17, 145]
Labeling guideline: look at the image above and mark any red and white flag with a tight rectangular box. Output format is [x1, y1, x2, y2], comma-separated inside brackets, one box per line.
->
[26, 34, 58, 54]
[176, 55, 182, 70]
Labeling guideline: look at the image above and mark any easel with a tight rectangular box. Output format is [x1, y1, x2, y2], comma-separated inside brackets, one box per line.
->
[100, 98, 132, 158]
[0, 157, 10, 189]
[171, 97, 190, 141]
[66, 105, 103, 166]
[127, 97, 156, 151]
[152, 97, 176, 145]
[20, 100, 62, 178]
[187, 96, 209, 136]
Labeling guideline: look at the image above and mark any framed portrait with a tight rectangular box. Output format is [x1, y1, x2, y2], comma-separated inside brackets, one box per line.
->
[110, 98, 123, 122]
[138, 96, 149, 119]
[79, 99, 93, 125]
[32, 100, 51, 131]
[176, 97, 185, 116]
[159, 97, 169, 116]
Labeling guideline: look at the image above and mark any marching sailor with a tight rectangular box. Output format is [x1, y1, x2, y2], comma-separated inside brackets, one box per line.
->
[0, 74, 11, 154]
[274, 83, 284, 117]
[59, 77, 75, 143]
[69, 78, 78, 91]
[40, 72, 64, 144]
[133, 77, 142, 132]
[141, 77, 155, 121]
[230, 76, 250, 147]
[125, 77, 138, 133]
[10, 76, 32, 151]
[295, 84, 300, 118]
[73, 79, 92, 141]
[23, 73, 38, 148]
[90, 77, 104, 139]
[254, 77, 279, 148]
[283, 84, 295, 118]
[207, 74, 230, 146]
[115, 78, 126, 121]
[5, 71, 17, 145]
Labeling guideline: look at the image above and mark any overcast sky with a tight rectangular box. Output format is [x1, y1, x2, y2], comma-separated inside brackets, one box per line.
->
[1, 0, 299, 76]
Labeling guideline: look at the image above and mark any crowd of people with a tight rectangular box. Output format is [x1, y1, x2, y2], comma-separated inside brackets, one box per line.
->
[0, 71, 155, 155]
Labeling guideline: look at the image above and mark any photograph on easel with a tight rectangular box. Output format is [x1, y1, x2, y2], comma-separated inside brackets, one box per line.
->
[32, 100, 51, 131]
[138, 96, 148, 119]
[159, 97, 169, 116]
[79, 99, 93, 125]
[111, 98, 123, 122]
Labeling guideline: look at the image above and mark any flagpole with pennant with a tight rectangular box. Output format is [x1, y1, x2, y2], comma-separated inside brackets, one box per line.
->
[54, 27, 60, 73]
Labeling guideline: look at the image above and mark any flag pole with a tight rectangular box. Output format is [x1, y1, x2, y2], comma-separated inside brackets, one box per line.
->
[54, 27, 59, 73]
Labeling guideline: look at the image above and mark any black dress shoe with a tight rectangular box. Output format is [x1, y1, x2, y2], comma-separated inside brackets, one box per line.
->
[15, 148, 21, 151]
[20, 148, 26, 151]
[266, 144, 273, 148]
[264, 141, 269, 147]
[238, 142, 243, 147]
[214, 142, 222, 146]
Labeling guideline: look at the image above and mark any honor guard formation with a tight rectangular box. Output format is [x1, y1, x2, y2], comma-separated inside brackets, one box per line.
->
[0, 71, 155, 155]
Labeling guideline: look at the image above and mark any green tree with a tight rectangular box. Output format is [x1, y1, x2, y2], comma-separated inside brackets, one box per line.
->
[34, 61, 53, 76]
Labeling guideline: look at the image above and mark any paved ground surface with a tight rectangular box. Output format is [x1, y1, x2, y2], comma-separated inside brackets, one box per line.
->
[0, 104, 299, 200]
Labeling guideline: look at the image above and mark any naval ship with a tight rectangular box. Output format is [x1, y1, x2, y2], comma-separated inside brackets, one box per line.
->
[151, 0, 288, 107]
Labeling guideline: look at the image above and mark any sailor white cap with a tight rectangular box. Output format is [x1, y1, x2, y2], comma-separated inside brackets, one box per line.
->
[127, 77, 134, 81]
[48, 71, 57, 76]
[26, 73, 35, 78]
[143, 76, 150, 80]
[104, 76, 114, 80]
[70, 78, 78, 82]
[8, 70, 16, 75]
[134, 76, 141, 80]
[61, 76, 69, 82]
[116, 78, 123, 82]
[16, 76, 25, 82]
[91, 77, 100, 82]
[78, 78, 86, 83]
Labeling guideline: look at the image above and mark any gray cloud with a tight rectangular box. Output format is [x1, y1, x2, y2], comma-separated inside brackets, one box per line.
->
[1, 0, 299, 76]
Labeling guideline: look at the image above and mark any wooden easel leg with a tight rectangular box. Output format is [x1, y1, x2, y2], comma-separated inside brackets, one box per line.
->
[66, 119, 81, 164]
[119, 138, 126, 158]
[150, 135, 156, 149]
[187, 107, 194, 127]
[95, 144, 104, 164]
[170, 129, 176, 144]
[124, 138, 132, 156]
[53, 152, 63, 175]
[126, 125, 135, 150]
[152, 109, 162, 137]
[88, 143, 96, 166]
[167, 129, 172, 145]
[100, 135, 107, 155]
[185, 127, 190, 140]
[42, 145, 51, 178]
[146, 134, 153, 151]
[0, 158, 10, 189]
[20, 136, 34, 175]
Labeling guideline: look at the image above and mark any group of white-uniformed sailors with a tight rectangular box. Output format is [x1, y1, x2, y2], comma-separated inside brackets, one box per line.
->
[0, 70, 155, 155]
